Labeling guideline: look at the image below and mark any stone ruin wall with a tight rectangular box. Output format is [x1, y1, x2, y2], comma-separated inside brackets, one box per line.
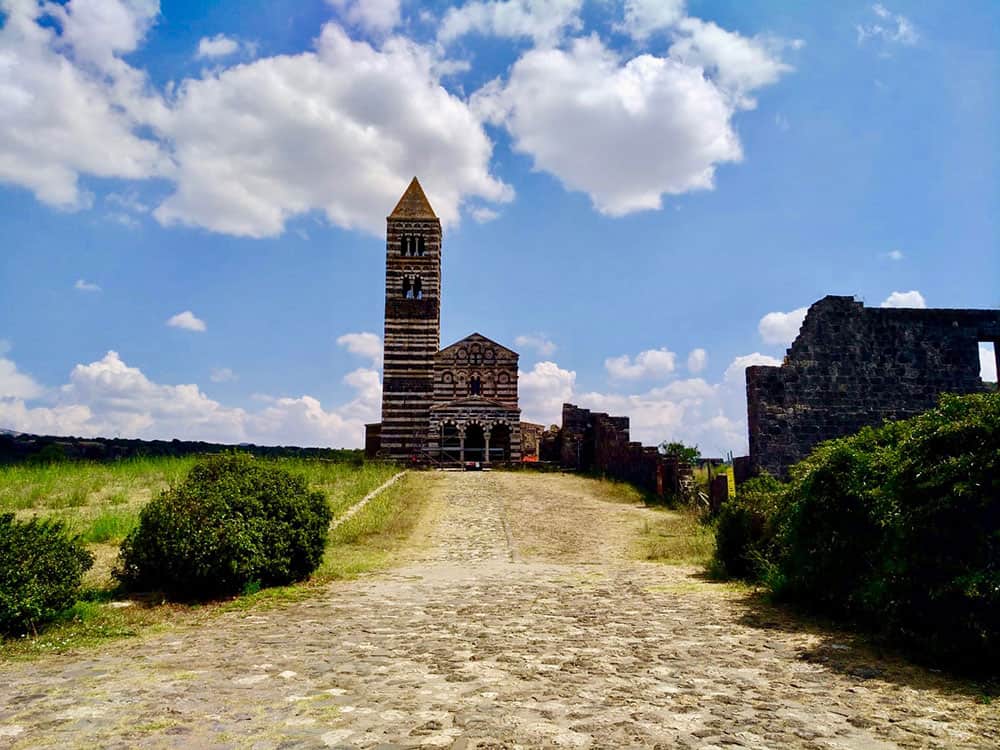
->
[747, 295, 1000, 478]
[558, 403, 692, 499]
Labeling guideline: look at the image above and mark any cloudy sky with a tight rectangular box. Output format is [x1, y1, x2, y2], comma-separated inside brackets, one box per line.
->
[1, 0, 997, 454]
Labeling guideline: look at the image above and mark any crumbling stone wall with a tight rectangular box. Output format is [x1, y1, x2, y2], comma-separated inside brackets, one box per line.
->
[559, 403, 691, 499]
[747, 295, 1000, 478]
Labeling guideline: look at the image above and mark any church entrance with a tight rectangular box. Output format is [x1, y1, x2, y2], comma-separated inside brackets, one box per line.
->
[463, 424, 486, 462]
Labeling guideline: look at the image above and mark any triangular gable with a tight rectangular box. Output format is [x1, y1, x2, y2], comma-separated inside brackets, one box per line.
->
[438, 332, 518, 358]
[389, 177, 437, 220]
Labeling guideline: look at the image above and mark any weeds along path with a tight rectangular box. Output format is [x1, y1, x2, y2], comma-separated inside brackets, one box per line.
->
[1, 472, 997, 749]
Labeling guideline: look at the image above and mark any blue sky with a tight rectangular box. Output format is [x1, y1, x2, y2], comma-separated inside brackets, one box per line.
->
[1, 0, 997, 454]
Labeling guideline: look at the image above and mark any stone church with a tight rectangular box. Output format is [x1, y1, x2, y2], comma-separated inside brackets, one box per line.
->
[364, 178, 540, 463]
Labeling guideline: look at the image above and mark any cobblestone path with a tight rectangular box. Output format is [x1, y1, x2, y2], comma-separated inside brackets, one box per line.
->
[1, 472, 997, 749]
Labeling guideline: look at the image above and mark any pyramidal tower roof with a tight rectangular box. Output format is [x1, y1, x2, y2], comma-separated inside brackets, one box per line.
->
[389, 177, 438, 220]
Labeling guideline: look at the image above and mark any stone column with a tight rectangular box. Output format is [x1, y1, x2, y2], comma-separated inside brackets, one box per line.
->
[459, 429, 466, 463]
[484, 430, 492, 464]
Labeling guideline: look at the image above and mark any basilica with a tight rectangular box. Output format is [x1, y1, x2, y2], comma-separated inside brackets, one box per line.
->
[364, 179, 541, 463]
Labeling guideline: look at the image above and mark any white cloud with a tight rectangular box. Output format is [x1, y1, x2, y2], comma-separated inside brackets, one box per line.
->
[166, 310, 207, 332]
[0, 0, 167, 209]
[473, 33, 765, 216]
[980, 343, 997, 383]
[886, 249, 904, 261]
[0, 354, 44, 400]
[0, 350, 379, 447]
[74, 279, 102, 292]
[669, 18, 799, 105]
[471, 206, 500, 223]
[514, 333, 556, 357]
[857, 4, 918, 46]
[154, 24, 511, 237]
[337, 331, 383, 367]
[328, 0, 401, 34]
[686, 347, 707, 374]
[196, 34, 240, 59]
[880, 290, 926, 309]
[619, 0, 686, 40]
[758, 306, 808, 346]
[209, 367, 237, 383]
[518, 360, 575, 426]
[439, 0, 583, 45]
[605, 347, 677, 380]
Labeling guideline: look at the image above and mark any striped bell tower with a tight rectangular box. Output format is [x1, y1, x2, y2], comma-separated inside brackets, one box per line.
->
[378, 177, 441, 457]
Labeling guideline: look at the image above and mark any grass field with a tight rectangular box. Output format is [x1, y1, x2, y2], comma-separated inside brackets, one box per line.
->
[0, 455, 408, 658]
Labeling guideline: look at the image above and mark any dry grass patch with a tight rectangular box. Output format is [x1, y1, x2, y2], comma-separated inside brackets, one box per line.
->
[634, 507, 716, 566]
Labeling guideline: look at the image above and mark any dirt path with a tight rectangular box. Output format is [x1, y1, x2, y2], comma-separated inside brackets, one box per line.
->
[1, 472, 996, 749]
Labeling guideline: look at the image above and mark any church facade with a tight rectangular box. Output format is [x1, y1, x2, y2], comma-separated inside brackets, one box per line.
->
[365, 178, 532, 463]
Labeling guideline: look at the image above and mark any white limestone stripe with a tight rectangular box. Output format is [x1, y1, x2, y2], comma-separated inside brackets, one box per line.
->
[330, 470, 408, 532]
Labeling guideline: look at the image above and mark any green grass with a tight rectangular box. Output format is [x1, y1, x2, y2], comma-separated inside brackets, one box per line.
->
[0, 455, 406, 658]
[635, 507, 716, 566]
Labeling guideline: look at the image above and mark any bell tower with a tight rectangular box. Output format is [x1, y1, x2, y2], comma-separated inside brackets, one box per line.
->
[378, 177, 441, 457]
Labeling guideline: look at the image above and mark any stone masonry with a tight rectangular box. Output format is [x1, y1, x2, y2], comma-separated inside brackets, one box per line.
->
[747, 295, 1000, 478]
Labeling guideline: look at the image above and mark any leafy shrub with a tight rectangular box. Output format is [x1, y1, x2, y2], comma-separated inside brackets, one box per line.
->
[116, 454, 332, 599]
[0, 514, 94, 635]
[713, 475, 785, 579]
[721, 393, 999, 673]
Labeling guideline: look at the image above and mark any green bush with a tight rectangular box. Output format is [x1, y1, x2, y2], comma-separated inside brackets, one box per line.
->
[720, 393, 999, 673]
[713, 475, 785, 579]
[116, 454, 332, 599]
[0, 514, 94, 635]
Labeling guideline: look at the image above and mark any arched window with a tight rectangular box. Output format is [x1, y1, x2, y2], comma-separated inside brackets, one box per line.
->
[418, 236, 426, 256]
[470, 376, 481, 396]
[414, 275, 423, 299]
[403, 275, 413, 298]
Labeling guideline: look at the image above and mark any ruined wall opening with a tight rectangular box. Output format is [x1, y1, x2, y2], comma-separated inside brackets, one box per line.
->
[980, 341, 998, 386]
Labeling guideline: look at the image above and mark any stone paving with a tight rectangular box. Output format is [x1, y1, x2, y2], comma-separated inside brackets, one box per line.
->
[0, 472, 997, 749]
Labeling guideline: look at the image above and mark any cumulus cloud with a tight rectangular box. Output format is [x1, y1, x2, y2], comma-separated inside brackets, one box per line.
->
[518, 360, 575, 426]
[980, 343, 998, 383]
[514, 333, 556, 357]
[0, 0, 167, 209]
[473, 30, 782, 216]
[166, 310, 207, 332]
[74, 279, 102, 292]
[209, 367, 237, 383]
[619, 0, 686, 40]
[154, 24, 511, 236]
[337, 331, 383, 367]
[196, 33, 240, 59]
[880, 290, 926, 309]
[0, 350, 44, 400]
[686, 347, 707, 374]
[439, 0, 583, 45]
[0, 350, 378, 447]
[575, 351, 782, 456]
[328, 0, 401, 34]
[758, 306, 808, 346]
[857, 4, 918, 46]
[605, 347, 677, 380]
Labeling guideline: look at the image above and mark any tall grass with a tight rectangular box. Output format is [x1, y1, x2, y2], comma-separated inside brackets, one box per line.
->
[0, 456, 400, 545]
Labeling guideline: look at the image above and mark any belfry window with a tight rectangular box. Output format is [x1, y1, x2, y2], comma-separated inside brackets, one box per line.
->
[470, 376, 481, 396]
[414, 275, 423, 299]
[417, 236, 426, 256]
[403, 275, 412, 298]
